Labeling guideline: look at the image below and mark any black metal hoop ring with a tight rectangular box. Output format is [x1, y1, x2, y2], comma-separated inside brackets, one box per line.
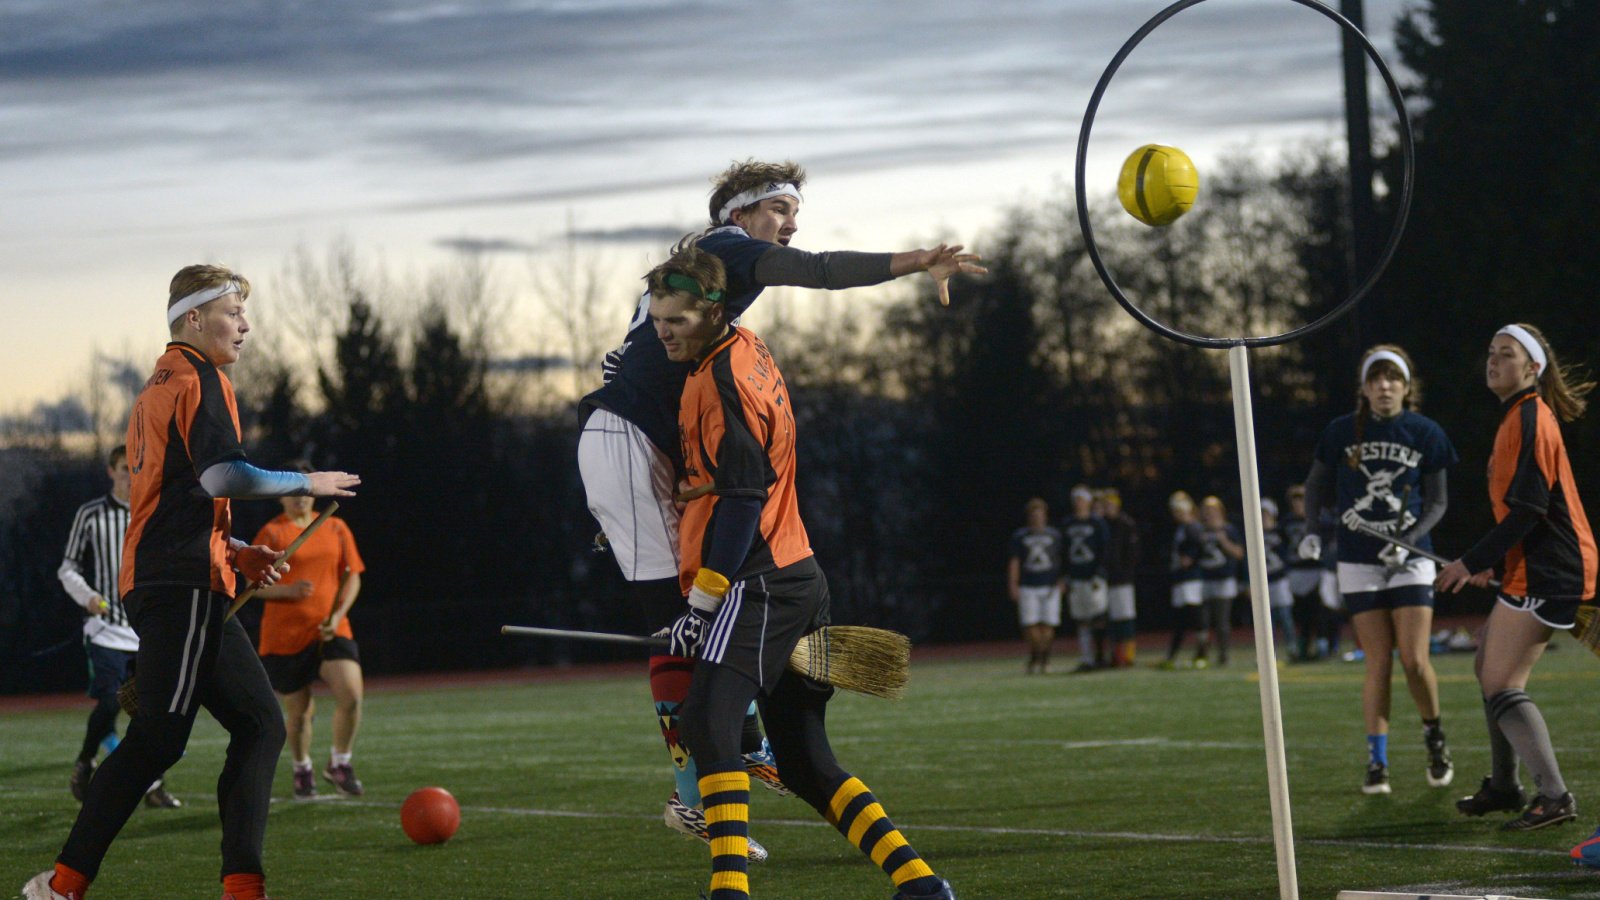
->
[1073, 0, 1414, 349]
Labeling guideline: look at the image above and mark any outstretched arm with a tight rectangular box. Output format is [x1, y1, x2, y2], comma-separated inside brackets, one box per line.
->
[753, 243, 985, 306]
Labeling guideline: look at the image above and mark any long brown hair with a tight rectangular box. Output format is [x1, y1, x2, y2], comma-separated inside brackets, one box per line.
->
[1347, 344, 1419, 469]
[1508, 323, 1593, 422]
[707, 159, 807, 226]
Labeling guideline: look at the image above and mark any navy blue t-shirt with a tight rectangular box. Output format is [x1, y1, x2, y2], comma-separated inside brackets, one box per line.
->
[1009, 526, 1065, 587]
[1170, 521, 1205, 583]
[579, 226, 774, 468]
[1062, 515, 1109, 581]
[1314, 410, 1457, 564]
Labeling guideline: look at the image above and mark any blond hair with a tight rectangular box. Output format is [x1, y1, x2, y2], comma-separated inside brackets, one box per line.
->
[644, 235, 728, 313]
[1508, 323, 1592, 422]
[707, 159, 807, 226]
[167, 264, 250, 333]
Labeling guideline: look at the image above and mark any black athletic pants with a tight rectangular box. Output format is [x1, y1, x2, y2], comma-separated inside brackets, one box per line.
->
[58, 587, 285, 880]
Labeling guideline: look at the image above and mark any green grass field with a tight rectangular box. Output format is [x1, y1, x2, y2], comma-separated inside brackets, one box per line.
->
[4, 643, 1599, 899]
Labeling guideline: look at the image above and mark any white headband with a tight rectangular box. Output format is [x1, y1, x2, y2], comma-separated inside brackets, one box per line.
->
[717, 182, 801, 224]
[167, 281, 241, 326]
[1360, 349, 1410, 383]
[1496, 324, 1547, 373]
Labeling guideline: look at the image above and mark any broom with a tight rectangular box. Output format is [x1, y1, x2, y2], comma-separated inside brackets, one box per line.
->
[118, 502, 338, 716]
[500, 623, 911, 700]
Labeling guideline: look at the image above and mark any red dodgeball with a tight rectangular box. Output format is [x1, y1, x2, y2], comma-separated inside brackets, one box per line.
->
[401, 786, 461, 845]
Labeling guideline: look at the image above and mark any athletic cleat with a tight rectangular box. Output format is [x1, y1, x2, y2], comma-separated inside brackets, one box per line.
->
[22, 871, 81, 900]
[1502, 792, 1577, 832]
[743, 744, 793, 797]
[322, 763, 364, 796]
[1424, 730, 1454, 788]
[143, 782, 182, 808]
[69, 759, 94, 803]
[292, 767, 317, 800]
[1570, 824, 1600, 867]
[892, 878, 957, 899]
[1361, 761, 1391, 795]
[664, 792, 769, 862]
[1456, 776, 1526, 816]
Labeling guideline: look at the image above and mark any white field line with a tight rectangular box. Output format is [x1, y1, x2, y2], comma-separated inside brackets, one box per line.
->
[0, 784, 1563, 859]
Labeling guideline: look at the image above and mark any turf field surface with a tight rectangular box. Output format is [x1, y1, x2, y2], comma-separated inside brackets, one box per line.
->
[3, 639, 1599, 899]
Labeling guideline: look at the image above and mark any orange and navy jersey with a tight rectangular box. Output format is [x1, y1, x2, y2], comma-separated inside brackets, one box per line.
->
[677, 326, 811, 593]
[254, 513, 365, 656]
[120, 343, 246, 598]
[1488, 387, 1597, 600]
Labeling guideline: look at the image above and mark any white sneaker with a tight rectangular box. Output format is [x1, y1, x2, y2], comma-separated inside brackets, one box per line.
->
[663, 792, 769, 862]
[22, 871, 76, 900]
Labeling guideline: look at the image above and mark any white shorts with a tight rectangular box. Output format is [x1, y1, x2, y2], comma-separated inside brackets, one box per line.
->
[1017, 585, 1061, 627]
[1202, 578, 1237, 601]
[1319, 570, 1343, 611]
[1068, 578, 1108, 621]
[1106, 584, 1136, 622]
[1336, 558, 1438, 594]
[1171, 580, 1203, 608]
[1288, 568, 1321, 598]
[577, 409, 680, 581]
[1268, 578, 1293, 610]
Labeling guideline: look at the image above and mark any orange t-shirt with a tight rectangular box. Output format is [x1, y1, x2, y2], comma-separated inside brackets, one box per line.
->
[254, 514, 365, 656]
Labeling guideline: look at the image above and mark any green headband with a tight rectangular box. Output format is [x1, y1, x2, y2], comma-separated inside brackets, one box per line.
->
[664, 272, 723, 303]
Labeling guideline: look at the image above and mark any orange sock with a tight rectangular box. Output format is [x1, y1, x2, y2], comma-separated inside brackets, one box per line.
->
[221, 873, 266, 900]
[50, 863, 90, 899]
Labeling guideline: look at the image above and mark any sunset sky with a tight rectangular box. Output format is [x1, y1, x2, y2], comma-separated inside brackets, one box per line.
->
[0, 0, 1409, 414]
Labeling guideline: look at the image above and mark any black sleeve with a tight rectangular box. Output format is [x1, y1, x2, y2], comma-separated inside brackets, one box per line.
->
[1400, 468, 1448, 545]
[1461, 506, 1542, 574]
[188, 368, 246, 473]
[704, 496, 762, 577]
[1302, 457, 1331, 521]
[752, 245, 895, 290]
[710, 372, 770, 501]
[1503, 401, 1552, 516]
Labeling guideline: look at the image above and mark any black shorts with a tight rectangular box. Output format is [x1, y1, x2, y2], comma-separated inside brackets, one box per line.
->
[699, 557, 829, 692]
[261, 636, 361, 695]
[85, 642, 134, 700]
[1497, 593, 1580, 630]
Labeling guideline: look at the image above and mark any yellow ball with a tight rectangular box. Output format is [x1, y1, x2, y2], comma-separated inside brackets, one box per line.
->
[1117, 144, 1199, 226]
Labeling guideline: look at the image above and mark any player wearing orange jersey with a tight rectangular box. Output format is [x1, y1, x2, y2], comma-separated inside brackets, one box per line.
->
[1438, 324, 1596, 833]
[253, 474, 367, 801]
[648, 240, 955, 900]
[25, 265, 358, 900]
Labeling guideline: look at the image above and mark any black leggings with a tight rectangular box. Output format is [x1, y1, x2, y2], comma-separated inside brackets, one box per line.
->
[59, 588, 284, 880]
[78, 694, 120, 763]
[681, 661, 848, 814]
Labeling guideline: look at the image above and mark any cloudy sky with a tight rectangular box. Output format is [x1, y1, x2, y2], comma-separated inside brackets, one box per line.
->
[0, 0, 1411, 412]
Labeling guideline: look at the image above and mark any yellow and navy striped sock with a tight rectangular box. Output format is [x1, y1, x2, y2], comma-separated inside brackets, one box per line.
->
[825, 775, 940, 895]
[699, 769, 751, 899]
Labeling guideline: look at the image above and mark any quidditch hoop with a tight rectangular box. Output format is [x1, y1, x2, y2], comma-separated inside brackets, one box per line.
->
[1073, 0, 1415, 349]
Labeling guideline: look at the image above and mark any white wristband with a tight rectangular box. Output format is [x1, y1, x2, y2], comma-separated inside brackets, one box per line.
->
[687, 584, 723, 614]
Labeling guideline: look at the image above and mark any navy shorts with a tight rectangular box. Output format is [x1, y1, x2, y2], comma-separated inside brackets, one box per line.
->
[1344, 584, 1433, 617]
[261, 636, 361, 695]
[85, 642, 134, 700]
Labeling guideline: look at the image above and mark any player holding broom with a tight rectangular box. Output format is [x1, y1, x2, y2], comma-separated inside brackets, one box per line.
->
[576, 159, 983, 851]
[1437, 324, 1595, 832]
[24, 264, 359, 900]
[650, 239, 956, 899]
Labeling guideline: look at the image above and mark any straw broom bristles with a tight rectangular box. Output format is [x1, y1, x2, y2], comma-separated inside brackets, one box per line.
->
[788, 626, 910, 700]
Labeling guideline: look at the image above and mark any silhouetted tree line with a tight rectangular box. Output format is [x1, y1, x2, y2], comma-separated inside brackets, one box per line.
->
[5, 0, 1597, 692]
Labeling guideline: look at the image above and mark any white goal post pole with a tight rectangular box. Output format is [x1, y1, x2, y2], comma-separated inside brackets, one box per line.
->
[1229, 344, 1299, 900]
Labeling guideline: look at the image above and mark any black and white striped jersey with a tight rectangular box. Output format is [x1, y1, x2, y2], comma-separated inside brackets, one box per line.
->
[58, 493, 138, 650]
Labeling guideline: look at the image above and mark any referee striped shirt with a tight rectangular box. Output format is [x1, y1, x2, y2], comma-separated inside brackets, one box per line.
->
[58, 493, 138, 651]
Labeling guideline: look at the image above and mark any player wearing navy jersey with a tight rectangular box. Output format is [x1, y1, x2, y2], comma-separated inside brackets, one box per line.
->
[58, 445, 180, 810]
[1163, 492, 1208, 668]
[1302, 345, 1457, 796]
[1282, 485, 1330, 660]
[1195, 497, 1245, 667]
[1437, 325, 1595, 833]
[1062, 485, 1110, 672]
[574, 160, 984, 843]
[1259, 499, 1296, 663]
[1007, 498, 1065, 674]
[24, 265, 359, 900]
[1099, 488, 1141, 668]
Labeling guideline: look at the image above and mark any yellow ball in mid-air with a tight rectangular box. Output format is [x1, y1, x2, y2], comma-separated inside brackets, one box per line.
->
[1117, 144, 1199, 226]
